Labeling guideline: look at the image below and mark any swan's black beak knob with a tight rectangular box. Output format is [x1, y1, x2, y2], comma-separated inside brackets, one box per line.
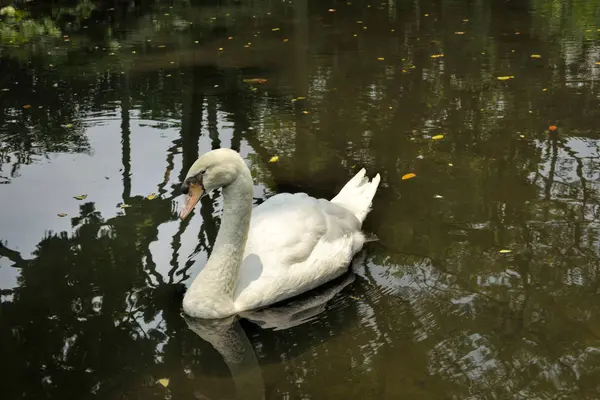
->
[180, 182, 190, 195]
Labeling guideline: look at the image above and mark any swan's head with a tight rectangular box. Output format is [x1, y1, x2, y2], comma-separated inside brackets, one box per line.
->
[179, 148, 244, 220]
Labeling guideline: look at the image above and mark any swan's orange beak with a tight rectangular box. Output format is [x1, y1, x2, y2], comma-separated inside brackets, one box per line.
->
[179, 184, 204, 220]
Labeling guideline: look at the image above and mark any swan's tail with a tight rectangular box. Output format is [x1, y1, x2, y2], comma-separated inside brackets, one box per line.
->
[331, 168, 381, 223]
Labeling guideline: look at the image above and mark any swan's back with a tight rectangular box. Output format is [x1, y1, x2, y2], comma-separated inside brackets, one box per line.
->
[232, 168, 380, 312]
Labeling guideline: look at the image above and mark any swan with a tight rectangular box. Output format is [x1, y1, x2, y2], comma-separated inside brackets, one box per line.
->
[179, 148, 380, 319]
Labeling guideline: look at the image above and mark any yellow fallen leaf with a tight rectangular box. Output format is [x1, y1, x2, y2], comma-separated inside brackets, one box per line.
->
[74, 194, 88, 200]
[23, 104, 31, 109]
[57, 213, 67, 217]
[402, 173, 416, 180]
[497, 76, 515, 81]
[455, 31, 465, 35]
[430, 54, 444, 58]
[243, 78, 267, 84]
[269, 156, 279, 163]
[61, 123, 73, 128]
[218, 47, 223, 51]
[596, 61, 600, 65]
[530, 54, 542, 58]
[157, 378, 169, 387]
[271, 28, 280, 31]
[119, 203, 132, 208]
[296, 96, 306, 100]
[432, 134, 444, 140]
[302, 110, 310, 114]
[147, 193, 157, 200]
[283, 38, 289, 42]
[499, 249, 512, 253]
[377, 57, 385, 61]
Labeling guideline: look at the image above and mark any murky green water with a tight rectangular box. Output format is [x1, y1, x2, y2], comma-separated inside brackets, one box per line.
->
[2, 0, 600, 398]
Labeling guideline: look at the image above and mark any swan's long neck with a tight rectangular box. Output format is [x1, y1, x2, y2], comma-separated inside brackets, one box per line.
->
[183, 165, 253, 318]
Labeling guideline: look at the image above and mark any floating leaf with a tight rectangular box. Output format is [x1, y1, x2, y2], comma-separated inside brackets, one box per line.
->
[548, 125, 557, 132]
[61, 123, 73, 128]
[497, 76, 515, 81]
[430, 54, 444, 58]
[147, 193, 158, 200]
[73, 194, 88, 200]
[119, 203, 132, 208]
[454, 31, 465, 35]
[530, 54, 542, 59]
[157, 378, 170, 388]
[499, 249, 512, 254]
[23, 104, 31, 109]
[328, 8, 336, 12]
[243, 78, 267, 84]
[434, 195, 443, 199]
[271, 28, 280, 31]
[377, 57, 385, 61]
[596, 61, 600, 65]
[302, 110, 310, 114]
[432, 134, 444, 140]
[57, 213, 68, 217]
[269, 156, 279, 163]
[218, 47, 223, 51]
[402, 173, 416, 180]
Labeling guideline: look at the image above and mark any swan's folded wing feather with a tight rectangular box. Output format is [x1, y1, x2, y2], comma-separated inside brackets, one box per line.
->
[233, 193, 363, 311]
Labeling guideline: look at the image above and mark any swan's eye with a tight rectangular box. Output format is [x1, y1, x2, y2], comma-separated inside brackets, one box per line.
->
[200, 169, 207, 175]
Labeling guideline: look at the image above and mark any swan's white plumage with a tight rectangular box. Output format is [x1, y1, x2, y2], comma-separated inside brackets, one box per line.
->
[234, 193, 365, 311]
[181, 149, 380, 319]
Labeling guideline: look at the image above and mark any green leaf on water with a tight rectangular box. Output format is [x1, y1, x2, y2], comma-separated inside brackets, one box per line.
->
[73, 194, 87, 200]
[499, 249, 512, 253]
[57, 213, 67, 217]
[61, 123, 73, 128]
[147, 193, 157, 200]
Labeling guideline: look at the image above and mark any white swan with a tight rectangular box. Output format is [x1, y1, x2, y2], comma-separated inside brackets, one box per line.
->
[179, 148, 380, 319]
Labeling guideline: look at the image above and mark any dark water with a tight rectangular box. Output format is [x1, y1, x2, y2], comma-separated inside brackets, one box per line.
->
[2, 0, 600, 398]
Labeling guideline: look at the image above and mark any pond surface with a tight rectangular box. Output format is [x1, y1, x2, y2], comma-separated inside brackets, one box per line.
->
[2, 0, 600, 398]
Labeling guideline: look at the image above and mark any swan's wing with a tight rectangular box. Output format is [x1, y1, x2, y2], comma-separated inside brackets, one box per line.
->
[233, 193, 364, 311]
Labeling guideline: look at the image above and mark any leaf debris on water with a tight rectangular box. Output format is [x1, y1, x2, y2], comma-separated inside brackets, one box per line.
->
[432, 134, 444, 140]
[157, 378, 170, 387]
[57, 213, 68, 217]
[23, 104, 31, 109]
[497, 76, 515, 81]
[269, 156, 279, 163]
[530, 54, 542, 58]
[243, 78, 268, 84]
[147, 193, 158, 200]
[499, 249, 512, 253]
[61, 123, 73, 128]
[430, 54, 444, 58]
[74, 194, 88, 200]
[119, 203, 132, 208]
[402, 173, 416, 180]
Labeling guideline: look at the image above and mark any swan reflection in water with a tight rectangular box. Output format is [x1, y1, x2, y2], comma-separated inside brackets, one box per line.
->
[183, 270, 357, 400]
